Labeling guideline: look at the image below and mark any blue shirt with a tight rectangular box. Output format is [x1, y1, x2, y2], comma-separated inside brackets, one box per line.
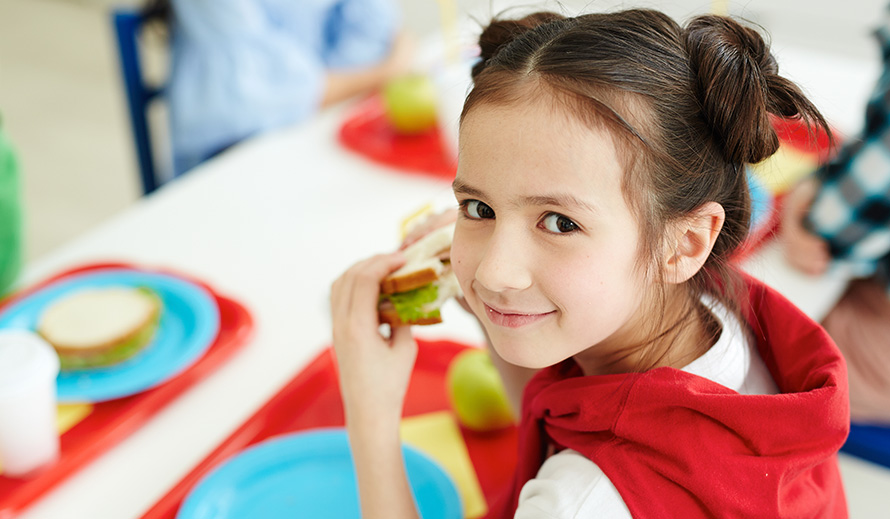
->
[168, 0, 399, 174]
[805, 5, 890, 291]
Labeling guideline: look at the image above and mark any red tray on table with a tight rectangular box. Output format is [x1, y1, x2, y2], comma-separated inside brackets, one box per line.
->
[338, 94, 458, 182]
[0, 263, 254, 519]
[139, 339, 519, 519]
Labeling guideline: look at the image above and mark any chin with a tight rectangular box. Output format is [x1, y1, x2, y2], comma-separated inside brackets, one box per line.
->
[487, 333, 559, 370]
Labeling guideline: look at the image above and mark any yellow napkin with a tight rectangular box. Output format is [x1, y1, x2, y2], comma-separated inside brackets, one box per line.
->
[750, 145, 819, 195]
[0, 403, 93, 474]
[401, 411, 487, 519]
[58, 402, 93, 433]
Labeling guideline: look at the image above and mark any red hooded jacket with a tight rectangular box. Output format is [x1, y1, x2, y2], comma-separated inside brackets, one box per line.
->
[489, 275, 849, 518]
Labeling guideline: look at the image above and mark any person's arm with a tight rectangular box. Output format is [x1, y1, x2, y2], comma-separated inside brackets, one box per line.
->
[168, 0, 327, 144]
[795, 12, 890, 272]
[321, 32, 414, 107]
[330, 253, 421, 519]
[802, 136, 890, 271]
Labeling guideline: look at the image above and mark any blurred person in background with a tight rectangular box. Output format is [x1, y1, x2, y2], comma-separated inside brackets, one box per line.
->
[143, 0, 413, 176]
[0, 115, 23, 297]
[781, 4, 890, 424]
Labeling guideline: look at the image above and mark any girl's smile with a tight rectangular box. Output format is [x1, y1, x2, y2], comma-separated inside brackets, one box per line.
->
[483, 302, 557, 329]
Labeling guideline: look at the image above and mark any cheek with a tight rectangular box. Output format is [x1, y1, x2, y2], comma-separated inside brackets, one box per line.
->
[450, 229, 477, 293]
[550, 252, 643, 316]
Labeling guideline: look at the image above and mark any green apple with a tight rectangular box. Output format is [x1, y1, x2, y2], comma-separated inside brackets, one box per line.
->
[446, 349, 514, 431]
[382, 74, 439, 134]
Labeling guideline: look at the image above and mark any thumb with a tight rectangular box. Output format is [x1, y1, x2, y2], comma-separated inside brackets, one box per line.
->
[390, 324, 418, 357]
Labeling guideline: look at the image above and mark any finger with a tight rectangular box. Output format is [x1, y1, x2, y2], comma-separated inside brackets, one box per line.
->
[332, 254, 402, 339]
[400, 209, 458, 249]
[389, 324, 419, 362]
[331, 262, 367, 332]
[344, 253, 406, 328]
[389, 323, 415, 349]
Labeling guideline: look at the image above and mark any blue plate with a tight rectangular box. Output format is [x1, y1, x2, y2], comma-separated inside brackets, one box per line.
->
[177, 428, 463, 519]
[0, 268, 220, 403]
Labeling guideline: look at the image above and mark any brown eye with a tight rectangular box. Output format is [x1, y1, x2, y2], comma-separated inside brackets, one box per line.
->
[465, 200, 495, 219]
[542, 213, 578, 233]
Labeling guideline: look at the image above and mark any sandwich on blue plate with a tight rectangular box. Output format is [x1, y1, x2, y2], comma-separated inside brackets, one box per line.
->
[37, 286, 162, 370]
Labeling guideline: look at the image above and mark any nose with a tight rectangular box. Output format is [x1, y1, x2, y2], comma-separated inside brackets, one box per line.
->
[474, 224, 533, 293]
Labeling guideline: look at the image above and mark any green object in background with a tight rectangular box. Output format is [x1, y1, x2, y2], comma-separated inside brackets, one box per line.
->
[0, 118, 23, 296]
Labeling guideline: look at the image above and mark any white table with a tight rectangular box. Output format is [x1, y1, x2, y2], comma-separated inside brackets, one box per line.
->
[14, 43, 888, 519]
[13, 102, 483, 519]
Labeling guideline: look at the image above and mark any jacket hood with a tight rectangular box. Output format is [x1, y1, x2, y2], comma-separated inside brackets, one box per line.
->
[493, 275, 849, 518]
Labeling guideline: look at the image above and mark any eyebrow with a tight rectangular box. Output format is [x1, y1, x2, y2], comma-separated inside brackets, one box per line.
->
[452, 179, 598, 214]
[452, 178, 485, 198]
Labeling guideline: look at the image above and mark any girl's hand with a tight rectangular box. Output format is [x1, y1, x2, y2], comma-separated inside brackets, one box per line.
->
[399, 208, 458, 250]
[780, 178, 831, 276]
[332, 254, 425, 519]
[331, 253, 418, 427]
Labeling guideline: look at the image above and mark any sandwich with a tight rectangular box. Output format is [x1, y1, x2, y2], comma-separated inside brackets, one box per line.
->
[37, 286, 162, 370]
[378, 222, 461, 326]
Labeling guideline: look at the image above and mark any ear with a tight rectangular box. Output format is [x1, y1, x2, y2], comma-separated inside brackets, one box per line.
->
[663, 202, 725, 285]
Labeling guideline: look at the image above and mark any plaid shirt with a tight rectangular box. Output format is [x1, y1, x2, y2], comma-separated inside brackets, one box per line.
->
[806, 6, 890, 288]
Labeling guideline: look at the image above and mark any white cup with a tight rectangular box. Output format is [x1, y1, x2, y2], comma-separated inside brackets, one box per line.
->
[0, 329, 61, 478]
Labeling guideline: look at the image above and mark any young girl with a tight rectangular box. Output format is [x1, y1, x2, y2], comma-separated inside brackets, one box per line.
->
[332, 8, 850, 518]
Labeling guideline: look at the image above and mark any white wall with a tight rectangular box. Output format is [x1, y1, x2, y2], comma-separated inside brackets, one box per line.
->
[398, 0, 883, 60]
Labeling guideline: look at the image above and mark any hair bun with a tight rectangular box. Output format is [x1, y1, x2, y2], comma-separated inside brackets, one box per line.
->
[684, 15, 827, 164]
[473, 11, 566, 79]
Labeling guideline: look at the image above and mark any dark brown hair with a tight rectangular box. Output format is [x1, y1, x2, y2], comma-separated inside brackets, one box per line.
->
[461, 9, 829, 339]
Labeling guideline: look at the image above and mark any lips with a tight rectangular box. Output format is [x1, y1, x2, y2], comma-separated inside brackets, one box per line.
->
[483, 303, 555, 328]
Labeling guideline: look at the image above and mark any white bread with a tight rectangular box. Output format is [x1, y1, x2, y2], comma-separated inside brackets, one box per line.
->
[378, 222, 462, 326]
[381, 223, 455, 294]
[38, 287, 161, 355]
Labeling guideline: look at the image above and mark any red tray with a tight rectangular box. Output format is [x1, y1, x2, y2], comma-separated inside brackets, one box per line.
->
[0, 263, 254, 519]
[338, 94, 458, 181]
[771, 115, 835, 163]
[139, 339, 519, 519]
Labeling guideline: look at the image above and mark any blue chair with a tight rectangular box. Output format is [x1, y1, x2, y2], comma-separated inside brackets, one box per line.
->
[112, 8, 164, 195]
[842, 422, 890, 469]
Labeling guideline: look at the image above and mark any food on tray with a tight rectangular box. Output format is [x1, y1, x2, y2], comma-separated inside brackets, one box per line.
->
[382, 73, 439, 134]
[37, 286, 162, 370]
[378, 222, 460, 326]
[447, 348, 514, 431]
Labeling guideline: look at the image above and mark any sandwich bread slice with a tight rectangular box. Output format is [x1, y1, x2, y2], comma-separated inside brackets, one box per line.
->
[37, 286, 162, 370]
[378, 222, 461, 326]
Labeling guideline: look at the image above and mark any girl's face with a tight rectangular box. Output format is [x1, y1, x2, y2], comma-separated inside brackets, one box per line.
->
[452, 99, 658, 372]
